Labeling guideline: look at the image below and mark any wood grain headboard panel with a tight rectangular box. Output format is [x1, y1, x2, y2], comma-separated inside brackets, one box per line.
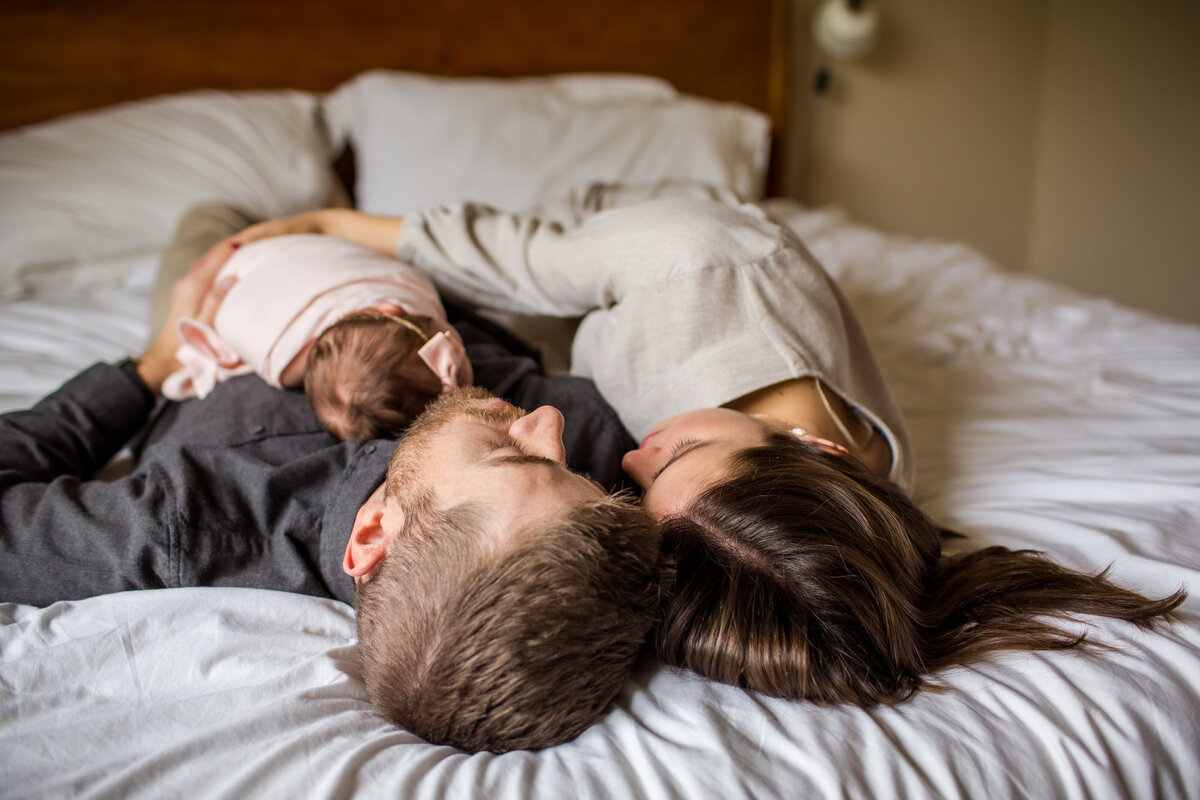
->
[2, 0, 786, 188]
[1, 0, 785, 125]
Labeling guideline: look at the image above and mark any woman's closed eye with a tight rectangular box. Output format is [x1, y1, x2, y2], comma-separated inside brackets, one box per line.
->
[652, 436, 701, 480]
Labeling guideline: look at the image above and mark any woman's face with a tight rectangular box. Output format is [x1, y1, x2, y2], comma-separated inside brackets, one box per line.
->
[621, 408, 774, 518]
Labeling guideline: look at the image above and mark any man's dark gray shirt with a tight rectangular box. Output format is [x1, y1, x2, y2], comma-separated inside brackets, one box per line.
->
[0, 319, 636, 607]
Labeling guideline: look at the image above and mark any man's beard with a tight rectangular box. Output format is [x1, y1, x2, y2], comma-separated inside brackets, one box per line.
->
[385, 386, 525, 503]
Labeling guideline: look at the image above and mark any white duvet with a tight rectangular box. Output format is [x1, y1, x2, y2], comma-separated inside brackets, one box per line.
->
[2, 201, 1198, 800]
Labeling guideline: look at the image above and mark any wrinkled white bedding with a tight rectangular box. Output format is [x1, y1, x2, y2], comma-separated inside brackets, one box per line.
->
[2, 201, 1198, 799]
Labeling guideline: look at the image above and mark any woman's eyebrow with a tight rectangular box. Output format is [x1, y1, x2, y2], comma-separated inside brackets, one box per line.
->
[652, 441, 709, 481]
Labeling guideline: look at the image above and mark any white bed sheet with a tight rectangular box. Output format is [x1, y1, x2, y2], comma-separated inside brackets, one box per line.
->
[2, 201, 1199, 799]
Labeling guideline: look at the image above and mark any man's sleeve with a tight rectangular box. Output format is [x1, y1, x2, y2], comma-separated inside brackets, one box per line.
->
[0, 362, 154, 480]
[0, 363, 172, 606]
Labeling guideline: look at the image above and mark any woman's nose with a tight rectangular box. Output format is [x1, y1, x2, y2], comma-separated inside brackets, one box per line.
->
[507, 406, 567, 463]
[620, 447, 653, 489]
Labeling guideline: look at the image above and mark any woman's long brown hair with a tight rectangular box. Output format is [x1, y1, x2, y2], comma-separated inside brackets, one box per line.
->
[655, 432, 1186, 705]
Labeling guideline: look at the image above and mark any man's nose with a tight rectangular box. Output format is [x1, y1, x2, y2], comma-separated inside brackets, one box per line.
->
[507, 406, 567, 463]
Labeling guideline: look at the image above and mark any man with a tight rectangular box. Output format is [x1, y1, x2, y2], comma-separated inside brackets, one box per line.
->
[0, 207, 663, 753]
[349, 387, 660, 752]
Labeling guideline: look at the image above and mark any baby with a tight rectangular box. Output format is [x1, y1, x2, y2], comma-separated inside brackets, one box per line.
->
[163, 234, 472, 440]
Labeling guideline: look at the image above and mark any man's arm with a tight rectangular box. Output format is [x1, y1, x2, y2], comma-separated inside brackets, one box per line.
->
[0, 234, 232, 474]
[0, 361, 178, 606]
[0, 363, 155, 483]
[0, 228, 244, 604]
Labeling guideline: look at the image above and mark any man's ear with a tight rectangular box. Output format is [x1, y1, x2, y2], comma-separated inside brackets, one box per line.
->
[344, 493, 398, 580]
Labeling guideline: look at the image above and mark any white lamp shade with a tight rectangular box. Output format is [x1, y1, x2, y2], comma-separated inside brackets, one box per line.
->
[813, 0, 880, 60]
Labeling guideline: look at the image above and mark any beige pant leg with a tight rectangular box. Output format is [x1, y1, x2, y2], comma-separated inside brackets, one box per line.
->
[148, 205, 259, 343]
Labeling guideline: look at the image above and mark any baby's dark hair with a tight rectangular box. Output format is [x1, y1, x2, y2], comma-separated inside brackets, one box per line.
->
[305, 311, 445, 441]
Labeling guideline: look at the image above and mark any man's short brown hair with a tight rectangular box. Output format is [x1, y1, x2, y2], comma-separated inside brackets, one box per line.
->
[354, 492, 662, 753]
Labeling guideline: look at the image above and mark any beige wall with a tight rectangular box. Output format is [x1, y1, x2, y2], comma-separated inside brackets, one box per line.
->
[1030, 0, 1200, 323]
[788, 0, 1200, 324]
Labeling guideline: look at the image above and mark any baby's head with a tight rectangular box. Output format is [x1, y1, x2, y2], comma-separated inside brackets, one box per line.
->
[306, 310, 453, 441]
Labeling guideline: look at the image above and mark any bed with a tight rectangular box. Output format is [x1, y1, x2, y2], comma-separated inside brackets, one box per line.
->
[2, 2, 1199, 798]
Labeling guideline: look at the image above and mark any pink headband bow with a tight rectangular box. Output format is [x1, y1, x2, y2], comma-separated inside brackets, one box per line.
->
[382, 314, 470, 393]
[417, 331, 467, 393]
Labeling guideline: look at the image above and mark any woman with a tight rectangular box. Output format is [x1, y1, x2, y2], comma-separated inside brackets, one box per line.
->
[219, 182, 1185, 706]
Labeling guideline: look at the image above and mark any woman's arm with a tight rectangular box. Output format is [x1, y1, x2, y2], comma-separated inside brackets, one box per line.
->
[218, 203, 607, 318]
[228, 208, 404, 256]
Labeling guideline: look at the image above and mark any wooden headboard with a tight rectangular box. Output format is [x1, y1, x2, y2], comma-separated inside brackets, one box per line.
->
[1, 0, 787, 186]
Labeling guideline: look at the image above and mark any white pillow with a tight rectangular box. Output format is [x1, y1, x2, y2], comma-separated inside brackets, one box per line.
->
[0, 90, 333, 294]
[324, 70, 771, 215]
